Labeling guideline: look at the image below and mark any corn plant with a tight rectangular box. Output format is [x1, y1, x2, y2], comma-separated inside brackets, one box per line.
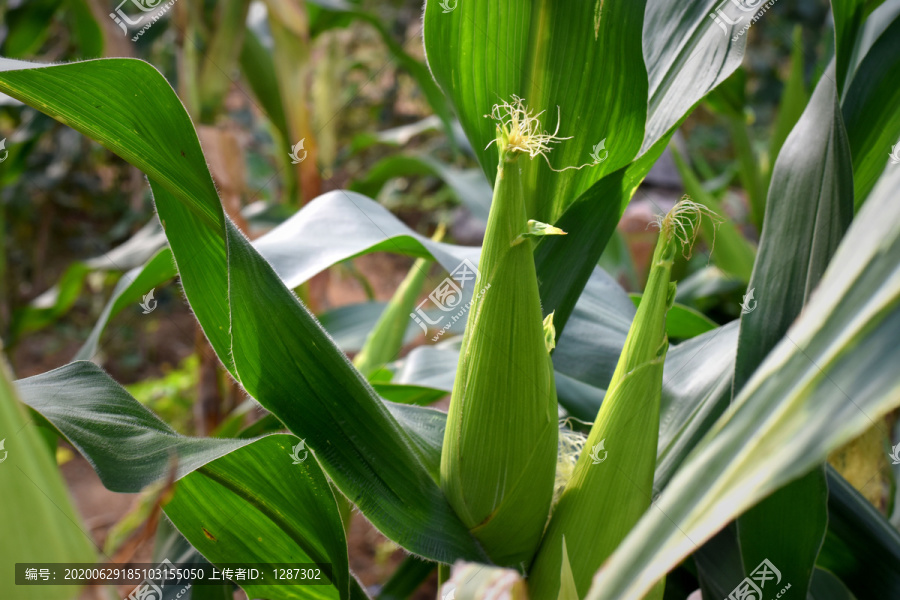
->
[3, 0, 900, 599]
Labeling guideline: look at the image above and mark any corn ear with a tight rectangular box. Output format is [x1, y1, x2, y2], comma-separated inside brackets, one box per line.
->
[353, 225, 444, 377]
[442, 561, 529, 600]
[529, 199, 714, 598]
[440, 109, 558, 567]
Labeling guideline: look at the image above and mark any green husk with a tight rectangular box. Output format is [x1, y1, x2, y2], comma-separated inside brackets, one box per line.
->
[558, 537, 579, 600]
[440, 101, 559, 567]
[529, 200, 713, 598]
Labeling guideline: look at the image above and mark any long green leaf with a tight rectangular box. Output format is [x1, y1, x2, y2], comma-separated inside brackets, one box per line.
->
[511, 0, 751, 333]
[732, 64, 853, 600]
[20, 362, 355, 599]
[641, 0, 749, 153]
[586, 163, 900, 599]
[0, 356, 95, 600]
[0, 57, 485, 564]
[353, 254, 431, 378]
[77, 192, 481, 360]
[818, 466, 900, 597]
[16, 361, 252, 492]
[222, 214, 484, 561]
[768, 26, 809, 177]
[842, 10, 900, 208]
[832, 0, 886, 93]
[423, 0, 648, 224]
[239, 28, 290, 141]
[164, 435, 350, 600]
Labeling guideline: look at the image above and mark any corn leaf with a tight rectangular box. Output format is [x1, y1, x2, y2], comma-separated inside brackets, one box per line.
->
[831, 0, 886, 93]
[197, 0, 250, 123]
[163, 435, 351, 600]
[423, 0, 751, 334]
[536, 0, 753, 329]
[75, 192, 481, 361]
[423, 0, 648, 224]
[768, 26, 809, 179]
[818, 466, 900, 597]
[586, 163, 900, 599]
[0, 356, 95, 600]
[641, 0, 750, 153]
[16, 361, 253, 492]
[240, 28, 291, 143]
[730, 64, 853, 600]
[20, 362, 358, 598]
[842, 11, 900, 208]
[0, 57, 486, 564]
